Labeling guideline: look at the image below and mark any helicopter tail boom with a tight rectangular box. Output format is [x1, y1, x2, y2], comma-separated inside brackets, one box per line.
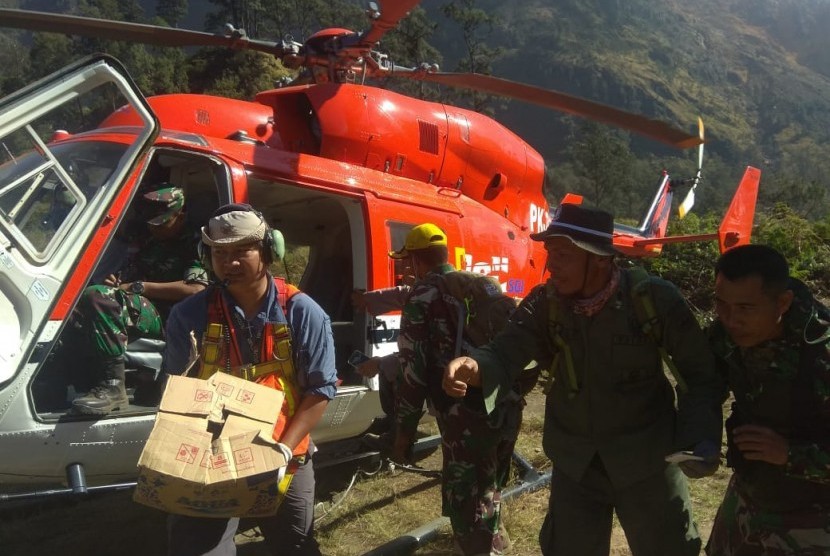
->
[631, 166, 761, 254]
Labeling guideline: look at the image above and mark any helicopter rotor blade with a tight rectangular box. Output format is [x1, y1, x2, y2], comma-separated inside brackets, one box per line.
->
[358, 0, 422, 48]
[0, 8, 288, 56]
[402, 69, 702, 149]
[679, 116, 705, 218]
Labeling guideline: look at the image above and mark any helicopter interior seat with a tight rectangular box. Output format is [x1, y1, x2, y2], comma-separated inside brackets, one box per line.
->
[119, 155, 223, 388]
[155, 150, 224, 228]
[124, 338, 165, 374]
[181, 182, 221, 230]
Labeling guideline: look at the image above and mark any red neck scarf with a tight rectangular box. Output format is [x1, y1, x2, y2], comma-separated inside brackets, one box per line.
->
[571, 265, 620, 317]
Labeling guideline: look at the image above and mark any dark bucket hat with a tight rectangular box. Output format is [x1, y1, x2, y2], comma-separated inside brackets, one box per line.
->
[530, 203, 617, 256]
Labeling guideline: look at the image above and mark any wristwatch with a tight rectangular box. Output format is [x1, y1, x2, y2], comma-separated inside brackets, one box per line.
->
[130, 281, 145, 295]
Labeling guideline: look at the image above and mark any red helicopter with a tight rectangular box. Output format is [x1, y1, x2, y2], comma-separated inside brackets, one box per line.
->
[0, 2, 757, 501]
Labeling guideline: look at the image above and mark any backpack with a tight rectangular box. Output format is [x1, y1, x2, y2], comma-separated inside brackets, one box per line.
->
[430, 271, 540, 395]
[547, 266, 688, 398]
[431, 271, 517, 355]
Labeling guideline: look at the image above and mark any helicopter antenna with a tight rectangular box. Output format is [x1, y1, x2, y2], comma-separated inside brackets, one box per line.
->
[678, 117, 705, 218]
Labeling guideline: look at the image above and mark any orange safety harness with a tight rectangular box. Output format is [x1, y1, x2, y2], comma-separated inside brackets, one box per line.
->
[196, 277, 307, 508]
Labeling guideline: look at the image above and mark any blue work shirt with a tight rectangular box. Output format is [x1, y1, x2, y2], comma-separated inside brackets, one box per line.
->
[162, 277, 338, 401]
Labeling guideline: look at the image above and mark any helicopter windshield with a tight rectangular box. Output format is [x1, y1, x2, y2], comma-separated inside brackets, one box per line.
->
[0, 138, 127, 261]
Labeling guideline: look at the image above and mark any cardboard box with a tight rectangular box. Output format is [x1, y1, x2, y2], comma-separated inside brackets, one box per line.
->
[133, 373, 287, 518]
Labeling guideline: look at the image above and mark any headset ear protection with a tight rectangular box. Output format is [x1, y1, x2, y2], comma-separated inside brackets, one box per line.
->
[199, 203, 285, 275]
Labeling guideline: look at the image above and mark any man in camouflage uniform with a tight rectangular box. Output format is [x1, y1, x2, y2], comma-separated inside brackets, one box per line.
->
[389, 223, 521, 556]
[444, 204, 723, 556]
[71, 185, 208, 415]
[707, 244, 830, 555]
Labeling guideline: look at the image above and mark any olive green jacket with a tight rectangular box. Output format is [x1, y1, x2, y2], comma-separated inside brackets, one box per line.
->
[474, 268, 723, 488]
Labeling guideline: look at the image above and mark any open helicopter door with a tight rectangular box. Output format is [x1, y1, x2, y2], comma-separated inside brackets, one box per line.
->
[0, 55, 157, 489]
[360, 190, 463, 380]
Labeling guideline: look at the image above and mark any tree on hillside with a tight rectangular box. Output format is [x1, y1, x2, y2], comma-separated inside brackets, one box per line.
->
[566, 121, 637, 212]
[0, 35, 29, 97]
[20, 0, 189, 94]
[204, 0, 267, 37]
[255, 0, 365, 42]
[754, 204, 830, 293]
[376, 6, 443, 101]
[759, 173, 828, 221]
[156, 0, 188, 27]
[440, 0, 504, 114]
[640, 211, 721, 312]
[187, 48, 291, 99]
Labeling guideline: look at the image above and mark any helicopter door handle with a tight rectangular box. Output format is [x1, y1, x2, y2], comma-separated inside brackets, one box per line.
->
[367, 317, 398, 345]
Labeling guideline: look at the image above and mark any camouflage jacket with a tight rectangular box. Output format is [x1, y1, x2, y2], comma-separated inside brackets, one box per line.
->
[120, 227, 208, 316]
[710, 278, 830, 509]
[396, 264, 483, 435]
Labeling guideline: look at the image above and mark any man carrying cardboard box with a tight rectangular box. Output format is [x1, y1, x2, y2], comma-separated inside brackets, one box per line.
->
[157, 204, 337, 556]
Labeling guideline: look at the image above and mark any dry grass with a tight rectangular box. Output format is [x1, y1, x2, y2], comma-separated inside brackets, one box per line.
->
[0, 387, 730, 556]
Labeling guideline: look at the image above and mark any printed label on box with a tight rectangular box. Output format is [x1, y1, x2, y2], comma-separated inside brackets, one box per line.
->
[237, 389, 255, 404]
[194, 389, 213, 403]
[176, 444, 199, 464]
[216, 382, 234, 397]
[213, 452, 230, 469]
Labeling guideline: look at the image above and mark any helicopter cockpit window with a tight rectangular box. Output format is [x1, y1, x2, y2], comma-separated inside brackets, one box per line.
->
[0, 76, 139, 264]
[0, 135, 127, 260]
[388, 222, 416, 287]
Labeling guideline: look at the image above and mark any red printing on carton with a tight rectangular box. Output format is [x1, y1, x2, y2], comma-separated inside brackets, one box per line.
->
[216, 382, 234, 397]
[236, 389, 255, 404]
[176, 444, 199, 464]
[194, 389, 213, 403]
[233, 447, 254, 467]
[212, 452, 230, 469]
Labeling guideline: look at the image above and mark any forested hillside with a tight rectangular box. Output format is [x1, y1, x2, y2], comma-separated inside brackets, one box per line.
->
[2, 0, 830, 295]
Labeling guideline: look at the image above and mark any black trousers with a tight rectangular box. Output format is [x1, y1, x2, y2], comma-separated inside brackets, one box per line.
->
[166, 458, 320, 556]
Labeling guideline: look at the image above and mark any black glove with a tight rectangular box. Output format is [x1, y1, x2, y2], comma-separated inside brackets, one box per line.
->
[677, 440, 720, 479]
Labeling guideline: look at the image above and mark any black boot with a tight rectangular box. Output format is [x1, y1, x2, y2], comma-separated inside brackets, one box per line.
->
[72, 358, 129, 415]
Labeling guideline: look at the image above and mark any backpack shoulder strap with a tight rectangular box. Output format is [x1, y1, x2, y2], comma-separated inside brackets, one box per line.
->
[431, 272, 468, 358]
[273, 276, 301, 317]
[545, 283, 578, 398]
[627, 267, 688, 394]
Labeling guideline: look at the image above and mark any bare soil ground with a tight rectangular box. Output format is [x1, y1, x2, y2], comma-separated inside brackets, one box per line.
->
[0, 386, 729, 555]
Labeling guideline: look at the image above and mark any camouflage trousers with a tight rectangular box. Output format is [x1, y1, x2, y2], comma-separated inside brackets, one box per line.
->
[73, 284, 162, 359]
[435, 397, 523, 556]
[706, 475, 830, 556]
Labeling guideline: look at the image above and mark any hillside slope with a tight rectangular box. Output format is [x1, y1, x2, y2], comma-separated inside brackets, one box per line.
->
[430, 0, 830, 177]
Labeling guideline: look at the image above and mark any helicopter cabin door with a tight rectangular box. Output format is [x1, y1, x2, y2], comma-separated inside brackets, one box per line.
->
[361, 193, 463, 362]
[0, 55, 158, 391]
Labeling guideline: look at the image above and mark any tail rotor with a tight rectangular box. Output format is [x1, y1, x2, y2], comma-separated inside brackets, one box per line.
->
[678, 117, 705, 219]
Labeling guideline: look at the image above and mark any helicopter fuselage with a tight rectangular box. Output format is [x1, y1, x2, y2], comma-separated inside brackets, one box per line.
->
[0, 57, 550, 493]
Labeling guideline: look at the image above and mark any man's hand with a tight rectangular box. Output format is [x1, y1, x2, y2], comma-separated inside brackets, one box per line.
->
[677, 439, 720, 479]
[443, 357, 481, 398]
[351, 289, 368, 311]
[733, 424, 789, 465]
[103, 274, 121, 287]
[275, 442, 293, 484]
[355, 357, 381, 378]
[275, 442, 293, 465]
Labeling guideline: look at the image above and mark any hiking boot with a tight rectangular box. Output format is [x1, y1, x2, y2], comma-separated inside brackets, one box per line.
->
[72, 358, 128, 415]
